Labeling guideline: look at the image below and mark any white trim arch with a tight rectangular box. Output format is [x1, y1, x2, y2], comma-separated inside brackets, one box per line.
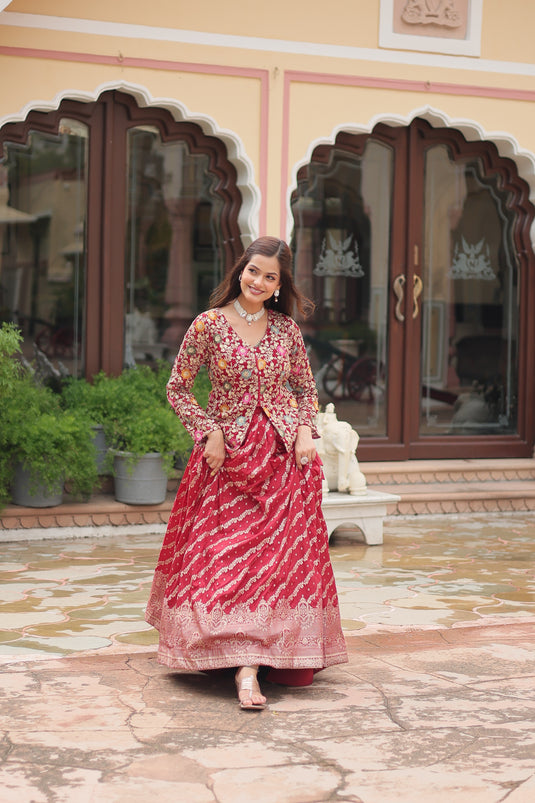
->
[0, 80, 260, 246]
[287, 106, 535, 245]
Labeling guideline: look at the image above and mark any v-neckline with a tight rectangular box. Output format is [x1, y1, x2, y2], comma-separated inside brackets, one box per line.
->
[219, 308, 270, 349]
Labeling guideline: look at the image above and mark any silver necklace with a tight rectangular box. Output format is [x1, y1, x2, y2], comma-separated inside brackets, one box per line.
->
[233, 298, 265, 326]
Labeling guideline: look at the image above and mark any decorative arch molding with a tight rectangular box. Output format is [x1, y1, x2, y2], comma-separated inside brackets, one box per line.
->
[0, 80, 260, 246]
[287, 106, 535, 244]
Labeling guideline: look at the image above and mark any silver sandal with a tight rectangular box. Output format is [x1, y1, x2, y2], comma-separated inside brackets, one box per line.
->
[235, 669, 266, 710]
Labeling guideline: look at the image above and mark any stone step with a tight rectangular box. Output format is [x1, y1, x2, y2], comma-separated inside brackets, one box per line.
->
[373, 480, 535, 516]
[361, 459, 535, 516]
[2, 460, 535, 539]
[362, 458, 535, 486]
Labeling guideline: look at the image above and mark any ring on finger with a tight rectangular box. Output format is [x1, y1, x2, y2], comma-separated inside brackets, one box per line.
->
[301, 456, 309, 465]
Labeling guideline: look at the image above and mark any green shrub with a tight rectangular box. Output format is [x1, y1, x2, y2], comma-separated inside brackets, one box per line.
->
[0, 329, 214, 508]
[10, 410, 98, 499]
[62, 361, 212, 476]
[108, 405, 192, 476]
[0, 324, 98, 506]
[0, 324, 24, 506]
[0, 322, 23, 393]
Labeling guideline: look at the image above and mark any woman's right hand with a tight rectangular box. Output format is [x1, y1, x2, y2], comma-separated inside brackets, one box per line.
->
[203, 429, 225, 474]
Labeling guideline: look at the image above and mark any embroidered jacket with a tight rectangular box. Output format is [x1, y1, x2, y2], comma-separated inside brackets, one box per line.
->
[166, 309, 319, 452]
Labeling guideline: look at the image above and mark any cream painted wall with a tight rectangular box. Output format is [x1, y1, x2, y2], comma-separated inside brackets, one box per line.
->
[481, 0, 535, 63]
[0, 54, 264, 184]
[285, 82, 535, 186]
[9, 0, 381, 50]
[7, 0, 535, 65]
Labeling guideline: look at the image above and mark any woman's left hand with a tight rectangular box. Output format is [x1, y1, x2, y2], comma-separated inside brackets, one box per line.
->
[295, 425, 316, 470]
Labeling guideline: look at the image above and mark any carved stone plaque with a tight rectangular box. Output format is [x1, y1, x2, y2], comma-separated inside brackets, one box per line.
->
[393, 0, 469, 40]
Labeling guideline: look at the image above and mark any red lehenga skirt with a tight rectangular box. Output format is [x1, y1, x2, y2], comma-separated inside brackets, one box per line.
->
[145, 408, 348, 680]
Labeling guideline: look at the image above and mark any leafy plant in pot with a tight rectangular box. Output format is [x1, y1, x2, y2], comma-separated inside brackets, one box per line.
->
[62, 362, 210, 505]
[0, 330, 98, 508]
[62, 363, 177, 476]
[61, 373, 116, 475]
[9, 405, 99, 508]
[107, 404, 192, 505]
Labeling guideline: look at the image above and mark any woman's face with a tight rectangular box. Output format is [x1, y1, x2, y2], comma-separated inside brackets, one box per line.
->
[239, 253, 281, 305]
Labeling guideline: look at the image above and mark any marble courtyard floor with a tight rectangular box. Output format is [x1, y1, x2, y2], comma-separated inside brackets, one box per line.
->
[1, 513, 535, 802]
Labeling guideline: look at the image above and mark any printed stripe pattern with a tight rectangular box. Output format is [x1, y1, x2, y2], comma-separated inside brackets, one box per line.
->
[145, 409, 347, 671]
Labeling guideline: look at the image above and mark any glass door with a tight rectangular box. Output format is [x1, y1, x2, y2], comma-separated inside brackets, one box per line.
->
[292, 119, 535, 460]
[406, 119, 532, 459]
[124, 128, 225, 367]
[291, 131, 399, 445]
[419, 145, 518, 440]
[0, 120, 88, 376]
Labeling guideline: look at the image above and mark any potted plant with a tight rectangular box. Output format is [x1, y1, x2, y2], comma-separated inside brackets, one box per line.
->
[0, 325, 98, 508]
[108, 365, 213, 505]
[66, 364, 193, 505]
[109, 404, 189, 504]
[61, 373, 116, 474]
[62, 361, 211, 505]
[62, 363, 175, 474]
[9, 406, 98, 508]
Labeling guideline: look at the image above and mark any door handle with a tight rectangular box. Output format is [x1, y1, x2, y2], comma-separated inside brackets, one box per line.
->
[413, 275, 423, 319]
[393, 274, 406, 322]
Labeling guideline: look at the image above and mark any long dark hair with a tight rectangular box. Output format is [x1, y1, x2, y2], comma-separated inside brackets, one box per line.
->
[209, 236, 315, 318]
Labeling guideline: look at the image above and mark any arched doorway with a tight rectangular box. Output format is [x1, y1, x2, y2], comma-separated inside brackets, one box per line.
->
[0, 90, 244, 377]
[292, 119, 535, 460]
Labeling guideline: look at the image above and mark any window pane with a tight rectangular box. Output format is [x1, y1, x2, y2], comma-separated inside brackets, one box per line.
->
[0, 120, 88, 376]
[124, 127, 225, 366]
[292, 140, 392, 437]
[420, 145, 519, 436]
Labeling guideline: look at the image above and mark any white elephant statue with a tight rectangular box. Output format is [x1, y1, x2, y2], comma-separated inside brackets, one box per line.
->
[316, 403, 367, 495]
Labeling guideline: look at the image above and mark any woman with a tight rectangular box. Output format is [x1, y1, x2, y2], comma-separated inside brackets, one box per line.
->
[145, 236, 347, 710]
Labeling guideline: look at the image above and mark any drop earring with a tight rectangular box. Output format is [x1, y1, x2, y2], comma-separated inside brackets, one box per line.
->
[274, 289, 280, 302]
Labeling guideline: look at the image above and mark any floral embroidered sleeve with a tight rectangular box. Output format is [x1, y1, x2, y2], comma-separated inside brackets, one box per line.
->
[287, 321, 319, 436]
[166, 315, 220, 445]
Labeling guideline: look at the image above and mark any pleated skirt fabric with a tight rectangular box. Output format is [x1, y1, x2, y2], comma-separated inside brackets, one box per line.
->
[145, 408, 347, 675]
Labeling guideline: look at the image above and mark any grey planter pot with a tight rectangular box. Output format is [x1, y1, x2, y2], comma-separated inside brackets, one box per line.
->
[113, 452, 168, 505]
[11, 463, 64, 508]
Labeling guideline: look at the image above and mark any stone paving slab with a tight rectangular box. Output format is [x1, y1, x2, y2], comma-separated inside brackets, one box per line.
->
[3, 622, 535, 802]
[2, 514, 535, 663]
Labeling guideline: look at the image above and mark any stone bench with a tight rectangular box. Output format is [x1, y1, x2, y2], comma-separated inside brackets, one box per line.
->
[322, 489, 400, 545]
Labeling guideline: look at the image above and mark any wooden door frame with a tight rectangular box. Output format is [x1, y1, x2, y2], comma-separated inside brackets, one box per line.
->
[291, 119, 535, 461]
[0, 90, 244, 378]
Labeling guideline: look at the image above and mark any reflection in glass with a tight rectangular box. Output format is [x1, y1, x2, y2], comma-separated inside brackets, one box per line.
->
[124, 128, 224, 367]
[0, 120, 88, 376]
[291, 140, 392, 437]
[420, 146, 518, 436]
